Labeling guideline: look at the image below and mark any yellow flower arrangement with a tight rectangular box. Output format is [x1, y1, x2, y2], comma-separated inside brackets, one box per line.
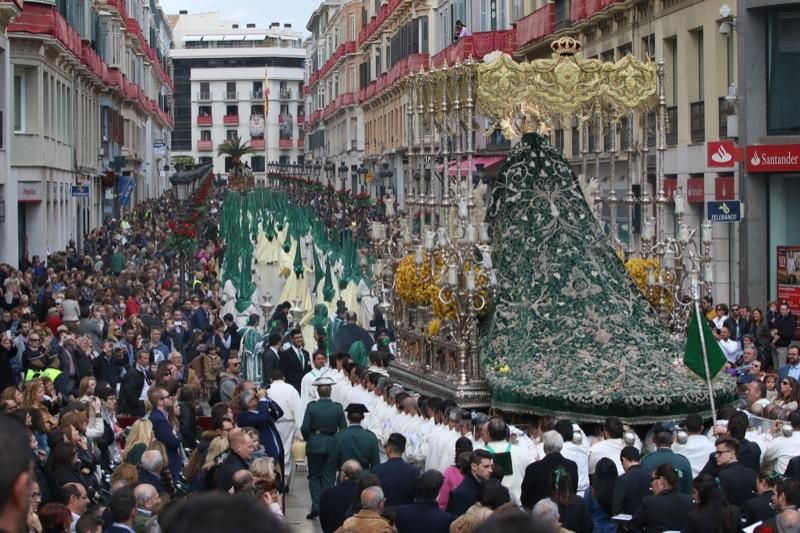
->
[624, 257, 671, 310]
[426, 318, 442, 337]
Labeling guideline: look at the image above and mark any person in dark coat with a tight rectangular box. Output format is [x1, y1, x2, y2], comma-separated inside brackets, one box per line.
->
[684, 475, 742, 533]
[520, 429, 578, 510]
[147, 386, 184, 480]
[640, 422, 693, 495]
[261, 330, 282, 387]
[743, 471, 780, 525]
[279, 327, 311, 392]
[396, 469, 454, 533]
[118, 351, 152, 417]
[319, 460, 361, 533]
[237, 388, 284, 464]
[612, 446, 651, 516]
[631, 463, 693, 533]
[91, 342, 124, 390]
[136, 450, 168, 495]
[0, 333, 16, 390]
[714, 435, 757, 509]
[699, 413, 761, 476]
[215, 428, 253, 492]
[446, 449, 493, 517]
[372, 432, 420, 507]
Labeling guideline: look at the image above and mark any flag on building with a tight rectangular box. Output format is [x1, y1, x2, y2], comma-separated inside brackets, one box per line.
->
[683, 304, 727, 380]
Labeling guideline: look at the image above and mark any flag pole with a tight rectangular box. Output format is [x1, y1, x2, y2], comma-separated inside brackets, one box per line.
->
[693, 288, 717, 424]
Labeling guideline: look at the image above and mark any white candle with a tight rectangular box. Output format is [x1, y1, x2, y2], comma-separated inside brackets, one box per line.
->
[646, 268, 656, 286]
[704, 263, 714, 283]
[375, 259, 384, 277]
[424, 230, 435, 251]
[663, 249, 675, 269]
[674, 191, 685, 216]
[677, 223, 690, 244]
[466, 223, 477, 244]
[482, 249, 492, 269]
[642, 219, 654, 241]
[458, 198, 468, 219]
[447, 264, 458, 285]
[385, 196, 395, 217]
[437, 227, 448, 247]
[402, 221, 411, 243]
[479, 223, 490, 243]
[371, 221, 382, 241]
[415, 246, 424, 265]
[465, 270, 476, 290]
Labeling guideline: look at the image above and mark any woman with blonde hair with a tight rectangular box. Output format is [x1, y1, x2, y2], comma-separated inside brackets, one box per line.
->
[123, 418, 154, 465]
[77, 376, 97, 399]
[22, 379, 56, 430]
[201, 436, 229, 491]
[250, 457, 277, 482]
[110, 463, 139, 486]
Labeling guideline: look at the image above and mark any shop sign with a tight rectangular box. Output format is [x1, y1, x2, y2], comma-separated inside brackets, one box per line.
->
[715, 176, 735, 201]
[707, 140, 739, 168]
[71, 185, 90, 198]
[746, 144, 800, 173]
[707, 200, 741, 223]
[17, 182, 42, 203]
[687, 177, 705, 203]
[777, 245, 800, 339]
[663, 176, 677, 199]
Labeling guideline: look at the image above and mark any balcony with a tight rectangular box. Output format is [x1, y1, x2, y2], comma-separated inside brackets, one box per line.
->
[224, 91, 238, 101]
[250, 90, 264, 100]
[250, 138, 265, 149]
[196, 92, 211, 101]
[223, 114, 239, 126]
[280, 89, 292, 99]
[357, 54, 430, 105]
[197, 115, 213, 126]
[666, 106, 678, 146]
[432, 30, 517, 68]
[279, 139, 293, 149]
[516, 4, 555, 50]
[197, 139, 213, 151]
[690, 101, 705, 144]
[278, 114, 293, 124]
[719, 97, 734, 139]
[297, 138, 304, 149]
[297, 114, 305, 125]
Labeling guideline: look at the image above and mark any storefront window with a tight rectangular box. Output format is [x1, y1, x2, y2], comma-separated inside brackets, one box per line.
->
[768, 8, 800, 134]
[769, 175, 800, 298]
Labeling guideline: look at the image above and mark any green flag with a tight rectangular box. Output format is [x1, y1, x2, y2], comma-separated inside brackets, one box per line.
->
[683, 304, 727, 380]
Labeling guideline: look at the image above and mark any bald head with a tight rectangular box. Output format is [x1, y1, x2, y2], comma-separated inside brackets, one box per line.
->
[342, 460, 362, 480]
[140, 450, 163, 473]
[134, 484, 159, 511]
[361, 486, 385, 511]
[401, 397, 418, 416]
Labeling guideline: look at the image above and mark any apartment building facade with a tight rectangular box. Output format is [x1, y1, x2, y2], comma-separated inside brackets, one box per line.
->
[0, 1, 22, 265]
[6, 0, 174, 265]
[169, 12, 305, 178]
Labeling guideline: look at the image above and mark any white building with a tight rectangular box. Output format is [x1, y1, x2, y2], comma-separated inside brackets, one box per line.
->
[169, 12, 306, 178]
[0, 0, 22, 265]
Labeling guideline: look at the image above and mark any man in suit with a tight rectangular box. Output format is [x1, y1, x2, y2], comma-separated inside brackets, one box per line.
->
[773, 302, 797, 370]
[715, 435, 758, 509]
[147, 386, 183, 480]
[372, 433, 420, 507]
[612, 446, 651, 516]
[778, 345, 800, 383]
[119, 351, 152, 417]
[190, 299, 211, 332]
[329, 403, 380, 472]
[238, 388, 285, 465]
[756, 477, 800, 531]
[216, 429, 254, 492]
[280, 327, 311, 392]
[106, 486, 137, 533]
[640, 422, 693, 494]
[261, 331, 282, 388]
[446, 449, 493, 517]
[136, 451, 167, 495]
[396, 469, 454, 533]
[92, 342, 125, 390]
[520, 430, 578, 510]
[301, 376, 348, 520]
[319, 460, 361, 533]
[133, 483, 161, 533]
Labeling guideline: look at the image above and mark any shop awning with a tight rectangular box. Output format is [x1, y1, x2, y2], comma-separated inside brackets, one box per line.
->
[434, 155, 506, 176]
[202, 35, 225, 41]
[181, 35, 203, 42]
[244, 34, 267, 41]
[223, 35, 246, 41]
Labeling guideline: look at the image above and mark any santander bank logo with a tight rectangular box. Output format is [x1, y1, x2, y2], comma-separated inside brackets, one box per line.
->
[711, 145, 734, 164]
[750, 151, 761, 167]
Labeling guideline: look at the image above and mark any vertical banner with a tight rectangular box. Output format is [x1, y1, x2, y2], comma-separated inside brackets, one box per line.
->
[777, 245, 800, 339]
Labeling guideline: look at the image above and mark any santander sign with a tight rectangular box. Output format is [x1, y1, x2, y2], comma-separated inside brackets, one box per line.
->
[707, 140, 738, 168]
[746, 144, 800, 173]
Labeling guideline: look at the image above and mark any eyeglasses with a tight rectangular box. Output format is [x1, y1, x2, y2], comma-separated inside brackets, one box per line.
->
[783, 381, 791, 385]
[714, 449, 734, 457]
[29, 338, 40, 342]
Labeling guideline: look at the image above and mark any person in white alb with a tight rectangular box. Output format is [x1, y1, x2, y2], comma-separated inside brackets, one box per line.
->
[267, 369, 305, 484]
[300, 351, 331, 408]
[588, 416, 638, 476]
[475, 417, 535, 502]
[763, 411, 800, 474]
[671, 413, 715, 478]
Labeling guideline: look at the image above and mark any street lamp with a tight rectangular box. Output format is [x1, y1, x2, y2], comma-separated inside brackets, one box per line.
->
[338, 162, 348, 190]
[379, 162, 394, 197]
[324, 161, 335, 187]
[357, 165, 368, 194]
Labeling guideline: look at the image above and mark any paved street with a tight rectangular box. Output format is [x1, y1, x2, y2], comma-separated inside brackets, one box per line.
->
[285, 463, 323, 533]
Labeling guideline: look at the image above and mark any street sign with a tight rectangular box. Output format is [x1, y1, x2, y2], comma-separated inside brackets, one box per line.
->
[746, 144, 800, 173]
[714, 176, 735, 201]
[707, 200, 741, 223]
[71, 185, 90, 198]
[707, 140, 739, 168]
[118, 175, 135, 207]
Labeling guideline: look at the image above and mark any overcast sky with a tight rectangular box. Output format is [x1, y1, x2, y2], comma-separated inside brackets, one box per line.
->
[159, 0, 318, 35]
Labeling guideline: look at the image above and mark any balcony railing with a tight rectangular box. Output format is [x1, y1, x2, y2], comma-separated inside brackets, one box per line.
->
[279, 139, 293, 149]
[516, 3, 555, 50]
[718, 97, 733, 139]
[297, 114, 305, 125]
[196, 92, 211, 101]
[250, 138, 265, 149]
[432, 30, 517, 68]
[197, 139, 213, 151]
[223, 114, 239, 125]
[278, 114, 293, 124]
[280, 89, 292, 99]
[250, 90, 264, 100]
[690, 101, 705, 144]
[297, 138, 304, 149]
[197, 115, 213, 125]
[666, 106, 678, 146]
[224, 91, 238, 101]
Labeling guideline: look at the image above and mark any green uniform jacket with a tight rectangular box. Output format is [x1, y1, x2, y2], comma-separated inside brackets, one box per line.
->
[329, 424, 381, 471]
[640, 448, 693, 494]
[300, 398, 347, 455]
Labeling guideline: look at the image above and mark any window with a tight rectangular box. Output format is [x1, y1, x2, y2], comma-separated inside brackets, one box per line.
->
[349, 14, 356, 41]
[251, 104, 264, 116]
[200, 130, 211, 141]
[767, 8, 800, 134]
[224, 156, 234, 172]
[251, 156, 265, 172]
[13, 75, 23, 132]
[199, 82, 209, 99]
[692, 28, 704, 100]
[199, 156, 212, 165]
[663, 36, 678, 105]
[226, 130, 237, 140]
[198, 105, 211, 116]
[226, 82, 236, 99]
[225, 104, 238, 116]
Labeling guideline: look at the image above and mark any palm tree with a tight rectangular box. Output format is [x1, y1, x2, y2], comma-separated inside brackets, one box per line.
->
[217, 135, 255, 168]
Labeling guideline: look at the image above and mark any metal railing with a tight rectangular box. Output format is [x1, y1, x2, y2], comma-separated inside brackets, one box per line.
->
[196, 92, 211, 101]
[690, 101, 705, 144]
[224, 91, 238, 101]
[280, 89, 292, 99]
[250, 90, 264, 100]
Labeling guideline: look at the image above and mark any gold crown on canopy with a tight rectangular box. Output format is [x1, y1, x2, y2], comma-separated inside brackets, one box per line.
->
[551, 37, 582, 56]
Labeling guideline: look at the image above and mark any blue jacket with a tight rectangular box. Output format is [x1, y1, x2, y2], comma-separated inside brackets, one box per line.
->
[319, 479, 359, 533]
[238, 398, 285, 461]
[372, 457, 420, 507]
[148, 409, 183, 480]
[395, 500, 453, 533]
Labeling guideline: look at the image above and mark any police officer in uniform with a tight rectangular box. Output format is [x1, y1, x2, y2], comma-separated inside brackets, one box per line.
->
[25, 352, 71, 398]
[329, 403, 381, 473]
[300, 375, 346, 520]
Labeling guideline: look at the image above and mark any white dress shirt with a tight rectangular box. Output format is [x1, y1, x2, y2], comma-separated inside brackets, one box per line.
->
[672, 434, 715, 478]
